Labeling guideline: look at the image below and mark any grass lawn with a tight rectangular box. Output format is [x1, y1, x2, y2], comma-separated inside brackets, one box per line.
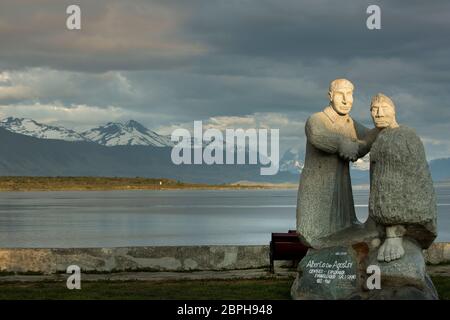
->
[0, 277, 449, 300]
[433, 276, 450, 300]
[0, 279, 292, 300]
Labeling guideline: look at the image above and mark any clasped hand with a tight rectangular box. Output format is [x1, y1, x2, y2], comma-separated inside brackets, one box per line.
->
[338, 138, 360, 162]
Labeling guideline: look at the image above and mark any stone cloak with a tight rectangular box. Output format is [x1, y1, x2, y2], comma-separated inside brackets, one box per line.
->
[297, 106, 371, 246]
[369, 125, 437, 248]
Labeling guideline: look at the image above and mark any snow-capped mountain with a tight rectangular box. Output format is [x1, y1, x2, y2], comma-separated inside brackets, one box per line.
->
[0, 117, 174, 147]
[280, 147, 304, 174]
[352, 154, 370, 171]
[0, 117, 89, 142]
[82, 120, 174, 147]
[279, 146, 371, 174]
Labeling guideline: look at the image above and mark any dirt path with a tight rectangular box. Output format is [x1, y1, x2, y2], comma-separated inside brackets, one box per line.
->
[1, 265, 448, 283]
[0, 268, 296, 283]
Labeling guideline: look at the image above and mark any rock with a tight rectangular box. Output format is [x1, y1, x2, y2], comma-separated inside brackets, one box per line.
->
[424, 242, 450, 265]
[310, 218, 380, 249]
[366, 276, 438, 300]
[365, 238, 438, 299]
[292, 236, 438, 300]
[368, 239, 427, 288]
[291, 246, 362, 300]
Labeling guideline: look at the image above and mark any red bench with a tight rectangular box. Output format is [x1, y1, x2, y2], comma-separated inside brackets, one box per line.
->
[269, 230, 309, 273]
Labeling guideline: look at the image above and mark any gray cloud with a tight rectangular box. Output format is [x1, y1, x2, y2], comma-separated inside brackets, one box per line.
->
[0, 0, 449, 159]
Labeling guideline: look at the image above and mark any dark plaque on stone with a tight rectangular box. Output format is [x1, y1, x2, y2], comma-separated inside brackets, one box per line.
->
[291, 246, 359, 300]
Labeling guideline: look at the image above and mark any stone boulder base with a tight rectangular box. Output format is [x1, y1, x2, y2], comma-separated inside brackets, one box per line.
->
[290, 246, 362, 300]
[291, 238, 438, 300]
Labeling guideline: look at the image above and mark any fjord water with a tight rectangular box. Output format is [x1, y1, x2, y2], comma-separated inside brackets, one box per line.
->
[0, 187, 449, 248]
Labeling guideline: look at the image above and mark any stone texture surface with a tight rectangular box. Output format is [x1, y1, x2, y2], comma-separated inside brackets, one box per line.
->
[424, 242, 450, 265]
[291, 246, 361, 300]
[292, 237, 440, 300]
[369, 125, 437, 248]
[366, 273, 438, 300]
[0, 244, 448, 274]
[0, 245, 283, 274]
[297, 106, 370, 246]
[310, 218, 380, 249]
[368, 239, 428, 289]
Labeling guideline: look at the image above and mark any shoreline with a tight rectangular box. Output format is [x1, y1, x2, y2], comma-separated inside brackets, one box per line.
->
[0, 176, 299, 192]
[0, 176, 447, 192]
[0, 186, 297, 192]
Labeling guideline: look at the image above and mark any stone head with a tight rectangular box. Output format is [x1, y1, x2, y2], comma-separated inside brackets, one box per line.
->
[370, 93, 399, 129]
[328, 78, 354, 116]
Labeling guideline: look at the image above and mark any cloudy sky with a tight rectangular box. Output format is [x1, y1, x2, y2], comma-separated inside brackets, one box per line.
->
[0, 0, 449, 158]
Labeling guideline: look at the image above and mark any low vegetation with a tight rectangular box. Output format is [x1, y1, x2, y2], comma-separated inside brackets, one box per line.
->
[0, 276, 449, 300]
[0, 279, 292, 300]
[0, 176, 281, 191]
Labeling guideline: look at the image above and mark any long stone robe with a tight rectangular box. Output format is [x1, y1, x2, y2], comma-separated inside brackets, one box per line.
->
[369, 126, 437, 248]
[296, 106, 372, 246]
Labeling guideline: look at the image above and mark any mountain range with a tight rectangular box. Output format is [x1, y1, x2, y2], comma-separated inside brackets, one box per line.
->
[0, 117, 89, 142]
[0, 117, 174, 147]
[82, 120, 174, 147]
[279, 146, 371, 185]
[0, 117, 448, 184]
[0, 117, 293, 184]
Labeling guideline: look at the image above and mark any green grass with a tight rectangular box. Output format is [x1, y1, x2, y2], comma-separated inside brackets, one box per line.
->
[0, 279, 292, 300]
[0, 276, 449, 300]
[432, 276, 450, 300]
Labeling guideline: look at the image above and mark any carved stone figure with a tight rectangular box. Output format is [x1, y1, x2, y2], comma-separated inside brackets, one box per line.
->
[296, 79, 377, 246]
[368, 93, 437, 262]
[291, 90, 439, 300]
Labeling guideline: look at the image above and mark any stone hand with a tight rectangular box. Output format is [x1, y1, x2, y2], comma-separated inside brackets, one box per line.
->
[338, 138, 359, 162]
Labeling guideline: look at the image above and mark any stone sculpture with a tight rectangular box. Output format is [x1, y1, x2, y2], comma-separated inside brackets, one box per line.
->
[369, 93, 437, 262]
[296, 78, 378, 247]
[291, 87, 438, 300]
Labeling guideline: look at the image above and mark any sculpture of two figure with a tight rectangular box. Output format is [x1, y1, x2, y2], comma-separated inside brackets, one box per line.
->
[297, 78, 437, 262]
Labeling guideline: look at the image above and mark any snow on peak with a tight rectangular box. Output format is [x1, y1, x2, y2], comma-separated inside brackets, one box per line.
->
[280, 147, 304, 174]
[81, 120, 174, 147]
[0, 117, 89, 142]
[279, 146, 370, 173]
[352, 154, 370, 171]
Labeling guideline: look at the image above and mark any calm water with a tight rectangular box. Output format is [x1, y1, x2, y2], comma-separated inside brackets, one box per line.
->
[0, 187, 449, 248]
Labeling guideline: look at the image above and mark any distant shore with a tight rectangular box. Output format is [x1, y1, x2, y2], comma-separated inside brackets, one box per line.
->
[0, 176, 447, 192]
[0, 176, 298, 191]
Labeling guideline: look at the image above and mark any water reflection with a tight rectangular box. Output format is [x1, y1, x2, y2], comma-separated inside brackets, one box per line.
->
[0, 187, 448, 248]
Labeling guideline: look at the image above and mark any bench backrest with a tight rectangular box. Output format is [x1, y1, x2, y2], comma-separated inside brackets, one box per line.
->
[270, 230, 309, 260]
